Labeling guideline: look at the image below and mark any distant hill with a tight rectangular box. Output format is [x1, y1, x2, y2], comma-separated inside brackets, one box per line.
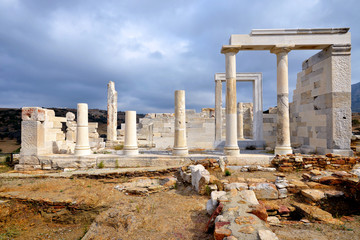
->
[352, 82, 360, 112]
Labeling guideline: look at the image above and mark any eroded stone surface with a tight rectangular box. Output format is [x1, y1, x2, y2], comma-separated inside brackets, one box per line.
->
[292, 202, 343, 225]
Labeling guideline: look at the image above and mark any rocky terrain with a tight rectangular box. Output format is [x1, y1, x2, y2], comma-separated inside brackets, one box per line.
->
[0, 157, 360, 239]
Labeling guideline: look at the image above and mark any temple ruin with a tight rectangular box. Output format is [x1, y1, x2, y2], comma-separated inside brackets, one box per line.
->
[16, 28, 353, 171]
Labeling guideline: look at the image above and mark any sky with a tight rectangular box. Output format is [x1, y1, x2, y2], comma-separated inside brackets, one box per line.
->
[0, 0, 359, 114]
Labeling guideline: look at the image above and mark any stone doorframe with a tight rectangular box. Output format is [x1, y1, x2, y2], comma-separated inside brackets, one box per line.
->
[214, 73, 263, 142]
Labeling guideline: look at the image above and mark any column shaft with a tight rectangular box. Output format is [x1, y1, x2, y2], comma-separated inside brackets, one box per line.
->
[224, 52, 240, 156]
[237, 102, 244, 140]
[273, 49, 292, 155]
[173, 90, 188, 155]
[75, 103, 91, 156]
[215, 80, 222, 141]
[123, 111, 138, 155]
[106, 81, 118, 144]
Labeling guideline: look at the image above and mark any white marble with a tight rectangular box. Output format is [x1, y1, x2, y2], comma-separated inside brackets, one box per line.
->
[106, 81, 118, 144]
[75, 103, 91, 156]
[224, 51, 240, 156]
[123, 111, 138, 155]
[173, 90, 188, 155]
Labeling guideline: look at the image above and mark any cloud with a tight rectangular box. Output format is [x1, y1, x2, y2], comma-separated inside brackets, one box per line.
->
[0, 0, 359, 114]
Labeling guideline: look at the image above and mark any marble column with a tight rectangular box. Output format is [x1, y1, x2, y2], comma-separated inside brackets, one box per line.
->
[215, 79, 222, 142]
[75, 103, 91, 156]
[271, 48, 293, 155]
[237, 102, 244, 140]
[106, 81, 118, 145]
[224, 51, 240, 156]
[173, 90, 188, 156]
[123, 111, 139, 155]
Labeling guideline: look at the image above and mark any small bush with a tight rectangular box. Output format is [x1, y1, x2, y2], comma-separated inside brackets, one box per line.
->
[205, 185, 212, 195]
[114, 145, 124, 150]
[13, 147, 20, 153]
[115, 160, 119, 169]
[225, 169, 231, 176]
[5, 156, 11, 164]
[98, 161, 104, 169]
[352, 119, 360, 126]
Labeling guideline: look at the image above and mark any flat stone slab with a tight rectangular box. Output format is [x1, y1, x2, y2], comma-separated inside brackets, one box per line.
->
[16, 152, 274, 170]
[0, 166, 182, 179]
[226, 154, 274, 166]
[292, 202, 344, 225]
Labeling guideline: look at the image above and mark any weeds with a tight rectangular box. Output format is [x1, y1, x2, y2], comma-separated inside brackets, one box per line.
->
[0, 226, 20, 239]
[205, 185, 211, 196]
[114, 145, 124, 150]
[98, 161, 104, 169]
[225, 169, 231, 176]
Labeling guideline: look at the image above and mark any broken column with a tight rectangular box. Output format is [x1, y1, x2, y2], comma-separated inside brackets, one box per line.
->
[123, 111, 139, 155]
[237, 102, 244, 140]
[173, 90, 188, 155]
[106, 81, 118, 146]
[75, 103, 91, 156]
[271, 48, 293, 155]
[224, 51, 240, 156]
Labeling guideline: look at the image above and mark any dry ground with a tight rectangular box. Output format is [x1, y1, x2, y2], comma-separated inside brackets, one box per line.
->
[0, 138, 20, 153]
[0, 176, 211, 240]
[0, 169, 359, 239]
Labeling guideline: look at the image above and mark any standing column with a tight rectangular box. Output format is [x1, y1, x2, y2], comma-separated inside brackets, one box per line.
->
[106, 81, 118, 145]
[224, 51, 240, 156]
[271, 48, 293, 155]
[123, 111, 139, 155]
[237, 102, 244, 140]
[75, 103, 91, 156]
[215, 79, 222, 142]
[173, 90, 188, 156]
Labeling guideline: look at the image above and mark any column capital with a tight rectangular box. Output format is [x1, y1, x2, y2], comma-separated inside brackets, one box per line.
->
[223, 49, 239, 55]
[270, 46, 293, 55]
[330, 44, 351, 55]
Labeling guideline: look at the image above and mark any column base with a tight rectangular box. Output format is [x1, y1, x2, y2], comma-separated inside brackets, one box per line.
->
[224, 146, 240, 156]
[74, 149, 91, 156]
[173, 147, 188, 156]
[275, 146, 293, 155]
[123, 146, 139, 156]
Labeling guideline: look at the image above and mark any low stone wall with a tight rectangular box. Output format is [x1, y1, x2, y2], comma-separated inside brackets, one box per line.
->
[271, 153, 360, 172]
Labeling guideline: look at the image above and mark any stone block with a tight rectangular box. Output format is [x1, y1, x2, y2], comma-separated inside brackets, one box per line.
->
[250, 183, 279, 200]
[22, 107, 46, 121]
[189, 164, 210, 193]
[301, 189, 326, 201]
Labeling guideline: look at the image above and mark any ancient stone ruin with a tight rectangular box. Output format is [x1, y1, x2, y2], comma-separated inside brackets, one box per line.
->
[8, 28, 360, 240]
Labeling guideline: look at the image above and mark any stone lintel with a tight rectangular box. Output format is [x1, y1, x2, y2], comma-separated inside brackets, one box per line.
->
[214, 73, 262, 82]
[221, 28, 351, 53]
[251, 28, 349, 35]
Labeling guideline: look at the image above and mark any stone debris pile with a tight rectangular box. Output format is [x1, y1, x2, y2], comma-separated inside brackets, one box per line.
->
[271, 153, 360, 172]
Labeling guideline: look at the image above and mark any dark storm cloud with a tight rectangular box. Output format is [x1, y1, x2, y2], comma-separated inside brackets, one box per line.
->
[0, 0, 359, 114]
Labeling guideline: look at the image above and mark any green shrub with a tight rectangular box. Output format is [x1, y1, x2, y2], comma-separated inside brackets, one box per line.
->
[205, 185, 212, 195]
[352, 119, 360, 126]
[13, 147, 21, 153]
[225, 169, 231, 176]
[98, 161, 104, 169]
[114, 145, 124, 150]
